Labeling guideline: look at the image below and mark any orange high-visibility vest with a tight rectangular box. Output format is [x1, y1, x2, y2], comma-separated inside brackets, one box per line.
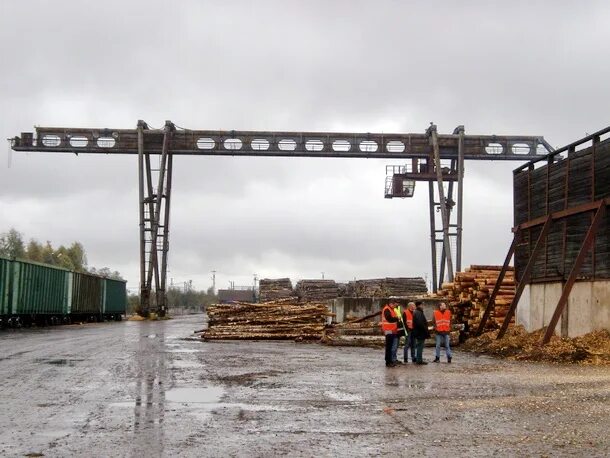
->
[380, 305, 398, 333]
[405, 310, 414, 330]
[434, 309, 451, 332]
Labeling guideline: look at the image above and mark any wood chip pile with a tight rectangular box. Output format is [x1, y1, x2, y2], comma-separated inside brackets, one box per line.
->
[202, 298, 333, 340]
[295, 279, 339, 301]
[435, 265, 516, 333]
[462, 326, 610, 365]
[258, 278, 294, 302]
[346, 277, 428, 297]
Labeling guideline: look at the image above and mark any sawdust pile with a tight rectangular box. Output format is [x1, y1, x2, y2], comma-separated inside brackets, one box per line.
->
[462, 326, 610, 365]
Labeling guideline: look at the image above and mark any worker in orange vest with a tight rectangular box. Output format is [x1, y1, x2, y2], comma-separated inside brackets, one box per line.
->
[380, 301, 400, 367]
[433, 302, 452, 363]
[402, 302, 416, 363]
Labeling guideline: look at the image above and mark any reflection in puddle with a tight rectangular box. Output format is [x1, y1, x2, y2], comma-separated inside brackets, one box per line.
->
[35, 358, 84, 366]
[166, 386, 225, 404]
[113, 385, 285, 415]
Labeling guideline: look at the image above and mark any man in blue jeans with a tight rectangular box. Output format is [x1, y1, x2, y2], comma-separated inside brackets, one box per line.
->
[433, 302, 452, 363]
[391, 302, 406, 364]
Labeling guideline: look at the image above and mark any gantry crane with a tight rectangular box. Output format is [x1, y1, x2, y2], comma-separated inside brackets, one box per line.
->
[11, 121, 553, 314]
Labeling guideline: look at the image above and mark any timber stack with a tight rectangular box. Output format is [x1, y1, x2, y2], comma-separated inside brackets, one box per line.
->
[295, 279, 339, 301]
[347, 277, 427, 298]
[258, 278, 294, 302]
[436, 265, 516, 333]
[202, 298, 332, 340]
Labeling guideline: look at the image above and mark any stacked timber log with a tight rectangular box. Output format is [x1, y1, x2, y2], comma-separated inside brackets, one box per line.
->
[295, 279, 339, 301]
[346, 277, 427, 298]
[202, 298, 332, 340]
[436, 265, 516, 333]
[258, 278, 293, 302]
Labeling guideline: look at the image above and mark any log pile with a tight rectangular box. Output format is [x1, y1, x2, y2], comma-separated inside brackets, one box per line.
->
[258, 278, 294, 302]
[346, 277, 428, 298]
[202, 298, 332, 340]
[435, 265, 516, 333]
[295, 279, 339, 301]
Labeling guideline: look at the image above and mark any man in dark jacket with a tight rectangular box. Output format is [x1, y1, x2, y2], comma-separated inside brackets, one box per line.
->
[411, 301, 431, 364]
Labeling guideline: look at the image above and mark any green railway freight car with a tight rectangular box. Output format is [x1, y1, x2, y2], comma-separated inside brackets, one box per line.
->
[103, 278, 127, 320]
[0, 257, 127, 327]
[70, 271, 103, 319]
[0, 256, 12, 317]
[10, 258, 71, 324]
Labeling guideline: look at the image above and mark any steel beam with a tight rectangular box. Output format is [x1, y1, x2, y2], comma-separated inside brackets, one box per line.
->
[455, 126, 465, 272]
[438, 159, 457, 290]
[430, 125, 454, 283]
[497, 216, 553, 339]
[514, 198, 610, 231]
[428, 181, 438, 293]
[541, 202, 606, 344]
[158, 151, 173, 318]
[137, 121, 148, 315]
[12, 126, 552, 160]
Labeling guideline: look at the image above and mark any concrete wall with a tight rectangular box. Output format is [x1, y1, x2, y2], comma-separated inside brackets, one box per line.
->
[330, 297, 440, 323]
[516, 280, 610, 337]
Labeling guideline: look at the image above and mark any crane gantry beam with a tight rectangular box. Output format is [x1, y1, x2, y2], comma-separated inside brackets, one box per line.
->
[10, 122, 554, 314]
[12, 125, 553, 160]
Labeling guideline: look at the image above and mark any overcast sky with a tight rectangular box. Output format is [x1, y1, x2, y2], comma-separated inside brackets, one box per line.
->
[1, 1, 609, 293]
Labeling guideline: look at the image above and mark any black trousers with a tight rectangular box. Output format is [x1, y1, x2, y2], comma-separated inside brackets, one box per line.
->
[385, 333, 396, 365]
[415, 338, 426, 362]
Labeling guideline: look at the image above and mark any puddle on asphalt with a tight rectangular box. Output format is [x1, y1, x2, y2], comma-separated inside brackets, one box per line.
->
[111, 385, 285, 414]
[35, 358, 84, 366]
[324, 390, 363, 402]
[172, 360, 201, 369]
[166, 387, 224, 403]
[166, 348, 199, 353]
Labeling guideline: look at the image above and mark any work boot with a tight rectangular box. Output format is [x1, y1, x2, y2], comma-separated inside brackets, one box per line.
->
[386, 362, 397, 368]
[416, 361, 428, 365]
[433, 357, 440, 363]
[447, 357, 452, 364]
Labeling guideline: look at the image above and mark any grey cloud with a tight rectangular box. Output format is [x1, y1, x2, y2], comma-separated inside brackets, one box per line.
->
[1, 1, 609, 291]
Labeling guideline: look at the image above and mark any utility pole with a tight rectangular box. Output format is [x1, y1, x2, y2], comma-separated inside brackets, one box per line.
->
[321, 272, 325, 279]
[211, 270, 216, 295]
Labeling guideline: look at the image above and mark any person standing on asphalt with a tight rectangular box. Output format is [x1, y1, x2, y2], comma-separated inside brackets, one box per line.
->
[433, 302, 452, 363]
[411, 301, 430, 364]
[403, 302, 416, 363]
[392, 302, 405, 365]
[380, 301, 400, 367]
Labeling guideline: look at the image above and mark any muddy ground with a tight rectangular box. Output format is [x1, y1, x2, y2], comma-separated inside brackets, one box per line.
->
[0, 314, 608, 457]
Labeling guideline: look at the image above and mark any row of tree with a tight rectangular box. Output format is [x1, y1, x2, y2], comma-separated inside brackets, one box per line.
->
[0, 228, 122, 280]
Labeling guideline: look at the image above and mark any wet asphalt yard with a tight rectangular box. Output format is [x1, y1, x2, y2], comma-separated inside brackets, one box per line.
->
[0, 314, 609, 457]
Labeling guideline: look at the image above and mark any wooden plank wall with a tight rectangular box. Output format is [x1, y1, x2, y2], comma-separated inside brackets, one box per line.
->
[513, 138, 610, 282]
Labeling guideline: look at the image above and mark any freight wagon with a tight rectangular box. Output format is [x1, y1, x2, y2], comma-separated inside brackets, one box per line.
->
[0, 256, 127, 327]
